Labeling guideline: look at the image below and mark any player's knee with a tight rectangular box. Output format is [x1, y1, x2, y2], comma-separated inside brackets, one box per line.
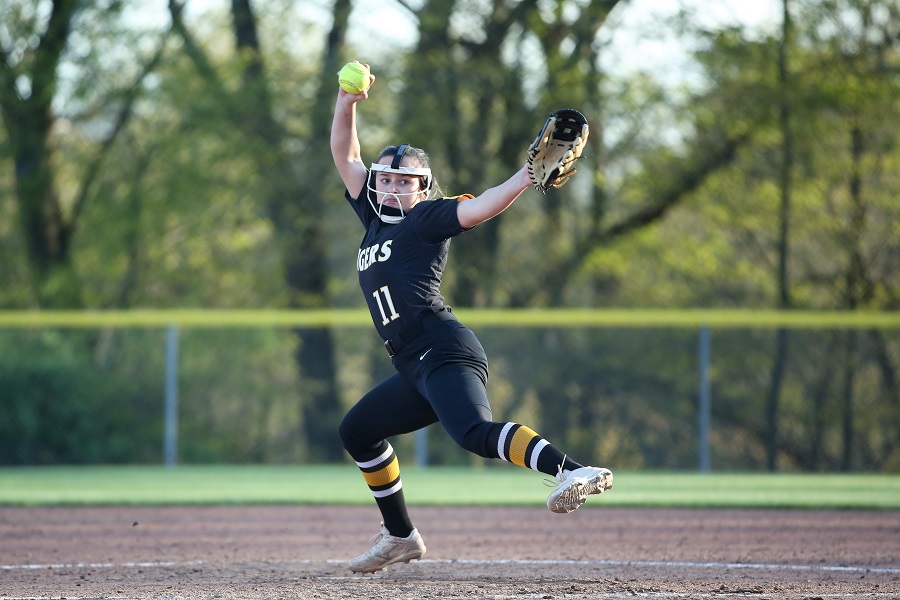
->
[457, 423, 494, 458]
[338, 413, 364, 454]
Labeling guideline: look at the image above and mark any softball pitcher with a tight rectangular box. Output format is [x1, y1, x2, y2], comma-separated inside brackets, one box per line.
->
[330, 68, 611, 574]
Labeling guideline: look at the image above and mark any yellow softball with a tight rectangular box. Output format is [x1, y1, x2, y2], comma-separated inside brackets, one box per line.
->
[338, 61, 371, 95]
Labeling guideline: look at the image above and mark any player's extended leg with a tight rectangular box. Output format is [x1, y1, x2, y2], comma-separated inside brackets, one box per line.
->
[489, 421, 613, 513]
[338, 372, 436, 572]
[422, 362, 613, 513]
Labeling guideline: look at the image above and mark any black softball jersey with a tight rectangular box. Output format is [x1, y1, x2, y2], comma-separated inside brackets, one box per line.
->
[346, 187, 470, 342]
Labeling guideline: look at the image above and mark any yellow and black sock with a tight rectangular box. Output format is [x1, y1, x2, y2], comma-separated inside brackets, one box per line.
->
[491, 422, 581, 475]
[354, 442, 413, 537]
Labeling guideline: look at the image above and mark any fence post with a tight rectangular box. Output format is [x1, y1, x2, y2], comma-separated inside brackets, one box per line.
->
[164, 324, 179, 467]
[414, 428, 429, 467]
[698, 324, 711, 472]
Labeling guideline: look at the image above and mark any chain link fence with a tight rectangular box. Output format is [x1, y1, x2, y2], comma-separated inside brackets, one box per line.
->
[1, 311, 897, 471]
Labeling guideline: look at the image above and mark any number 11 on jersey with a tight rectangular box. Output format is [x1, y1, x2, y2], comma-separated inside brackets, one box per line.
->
[373, 285, 400, 326]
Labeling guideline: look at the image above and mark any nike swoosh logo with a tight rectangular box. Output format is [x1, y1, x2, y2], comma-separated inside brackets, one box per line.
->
[419, 348, 433, 360]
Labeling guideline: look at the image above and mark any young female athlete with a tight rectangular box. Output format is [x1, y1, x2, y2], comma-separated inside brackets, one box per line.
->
[331, 69, 612, 574]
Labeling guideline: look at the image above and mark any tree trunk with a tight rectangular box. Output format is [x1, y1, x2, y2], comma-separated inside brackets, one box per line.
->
[2, 0, 80, 307]
[227, 0, 346, 460]
[764, 0, 795, 472]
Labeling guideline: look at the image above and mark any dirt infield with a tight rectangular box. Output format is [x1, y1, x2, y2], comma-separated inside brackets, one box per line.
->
[2, 505, 898, 599]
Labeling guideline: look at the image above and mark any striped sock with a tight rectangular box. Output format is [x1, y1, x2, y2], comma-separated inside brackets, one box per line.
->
[495, 422, 548, 471]
[354, 442, 412, 537]
[355, 442, 402, 498]
[492, 422, 581, 476]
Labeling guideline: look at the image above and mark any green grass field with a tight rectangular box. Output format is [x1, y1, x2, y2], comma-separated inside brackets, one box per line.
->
[0, 466, 897, 509]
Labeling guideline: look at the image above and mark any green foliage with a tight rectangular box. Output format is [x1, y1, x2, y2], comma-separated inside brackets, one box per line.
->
[0, 330, 162, 464]
[174, 328, 306, 463]
[0, 326, 309, 465]
[0, 0, 898, 470]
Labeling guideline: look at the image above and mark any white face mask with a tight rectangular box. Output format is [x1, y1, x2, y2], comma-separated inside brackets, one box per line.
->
[366, 163, 433, 224]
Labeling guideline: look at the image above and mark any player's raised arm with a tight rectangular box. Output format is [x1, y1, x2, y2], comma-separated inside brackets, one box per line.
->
[456, 166, 531, 229]
[456, 109, 590, 229]
[330, 71, 375, 200]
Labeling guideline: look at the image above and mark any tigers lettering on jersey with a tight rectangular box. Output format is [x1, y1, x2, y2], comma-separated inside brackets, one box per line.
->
[357, 240, 393, 272]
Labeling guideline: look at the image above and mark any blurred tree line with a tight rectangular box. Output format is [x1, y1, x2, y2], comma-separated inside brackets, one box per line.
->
[0, 0, 898, 470]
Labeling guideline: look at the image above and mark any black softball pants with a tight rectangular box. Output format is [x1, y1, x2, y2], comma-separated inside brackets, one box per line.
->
[339, 315, 499, 461]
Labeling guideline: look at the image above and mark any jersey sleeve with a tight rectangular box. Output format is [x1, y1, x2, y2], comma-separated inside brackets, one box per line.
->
[410, 196, 471, 243]
[345, 184, 375, 227]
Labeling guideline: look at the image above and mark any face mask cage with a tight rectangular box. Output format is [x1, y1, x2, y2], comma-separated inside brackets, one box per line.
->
[366, 145, 433, 223]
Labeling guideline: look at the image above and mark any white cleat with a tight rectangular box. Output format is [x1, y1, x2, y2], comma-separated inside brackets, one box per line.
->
[348, 524, 426, 574]
[547, 466, 613, 514]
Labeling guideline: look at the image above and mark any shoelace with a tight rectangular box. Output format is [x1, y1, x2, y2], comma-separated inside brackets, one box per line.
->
[542, 455, 569, 489]
[358, 529, 390, 558]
